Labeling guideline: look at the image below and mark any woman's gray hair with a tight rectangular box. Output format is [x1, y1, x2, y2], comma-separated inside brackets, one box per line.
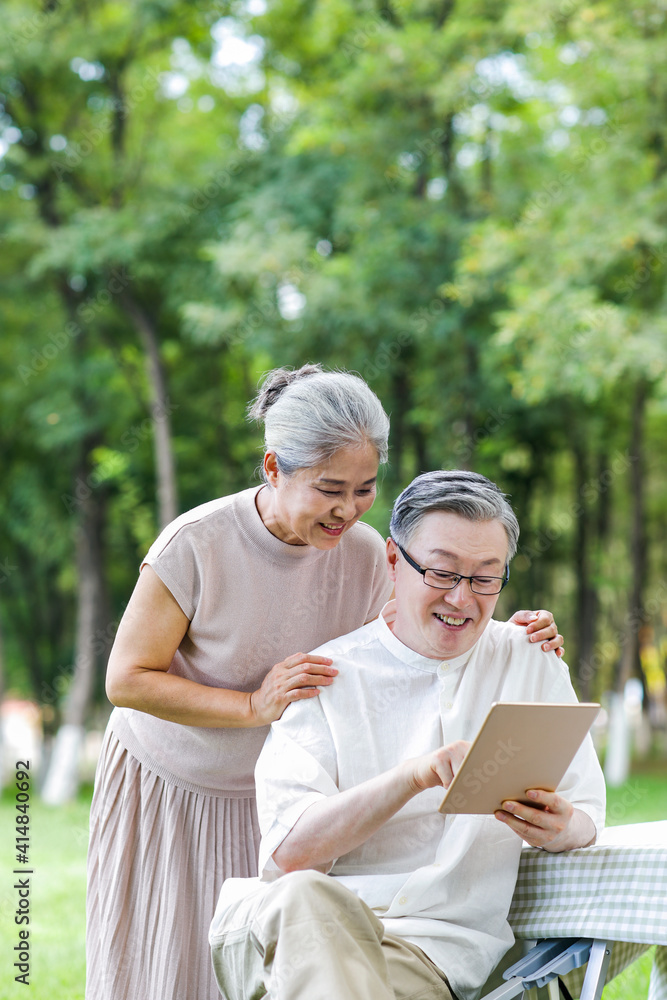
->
[390, 470, 520, 561]
[248, 363, 390, 479]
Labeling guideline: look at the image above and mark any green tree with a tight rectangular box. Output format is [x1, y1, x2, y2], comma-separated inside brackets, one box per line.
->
[1, 0, 265, 797]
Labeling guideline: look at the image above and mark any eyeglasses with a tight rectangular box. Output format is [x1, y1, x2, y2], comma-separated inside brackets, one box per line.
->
[392, 538, 509, 595]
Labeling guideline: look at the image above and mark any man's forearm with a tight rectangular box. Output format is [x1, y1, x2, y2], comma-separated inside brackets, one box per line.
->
[272, 761, 419, 873]
[272, 741, 469, 872]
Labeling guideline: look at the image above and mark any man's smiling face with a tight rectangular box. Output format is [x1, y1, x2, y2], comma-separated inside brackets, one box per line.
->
[387, 510, 509, 660]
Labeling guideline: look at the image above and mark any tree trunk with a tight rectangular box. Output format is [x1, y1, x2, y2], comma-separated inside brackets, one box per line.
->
[605, 382, 649, 787]
[440, 114, 469, 215]
[41, 453, 106, 804]
[461, 338, 480, 470]
[480, 126, 492, 198]
[119, 291, 178, 528]
[0, 616, 5, 790]
[390, 368, 409, 488]
[573, 442, 598, 701]
[2, 546, 44, 700]
[412, 423, 429, 475]
[625, 380, 648, 690]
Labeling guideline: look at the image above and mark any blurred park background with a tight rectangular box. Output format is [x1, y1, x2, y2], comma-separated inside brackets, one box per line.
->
[0, 0, 666, 994]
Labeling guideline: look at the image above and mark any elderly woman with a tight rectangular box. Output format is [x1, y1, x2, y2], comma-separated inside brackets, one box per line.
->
[86, 364, 562, 1000]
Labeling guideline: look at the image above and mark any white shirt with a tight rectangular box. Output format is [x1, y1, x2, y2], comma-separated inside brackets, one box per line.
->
[220, 603, 606, 1000]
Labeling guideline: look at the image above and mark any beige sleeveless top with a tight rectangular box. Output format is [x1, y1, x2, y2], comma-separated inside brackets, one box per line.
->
[110, 486, 392, 794]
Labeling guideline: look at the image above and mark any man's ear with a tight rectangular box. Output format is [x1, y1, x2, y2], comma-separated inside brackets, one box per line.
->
[386, 537, 399, 582]
[263, 451, 280, 487]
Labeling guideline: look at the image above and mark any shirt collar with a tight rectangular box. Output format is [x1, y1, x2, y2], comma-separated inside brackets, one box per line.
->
[377, 600, 476, 674]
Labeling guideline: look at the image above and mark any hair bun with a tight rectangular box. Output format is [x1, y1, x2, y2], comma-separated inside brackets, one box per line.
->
[247, 363, 323, 421]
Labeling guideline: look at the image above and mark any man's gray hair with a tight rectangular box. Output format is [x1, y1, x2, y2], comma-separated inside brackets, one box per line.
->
[390, 470, 520, 561]
[248, 363, 390, 478]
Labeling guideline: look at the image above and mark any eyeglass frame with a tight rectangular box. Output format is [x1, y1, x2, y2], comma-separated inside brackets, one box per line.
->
[391, 537, 510, 595]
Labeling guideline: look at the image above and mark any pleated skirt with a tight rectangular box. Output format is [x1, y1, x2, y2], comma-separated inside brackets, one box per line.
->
[86, 727, 261, 1000]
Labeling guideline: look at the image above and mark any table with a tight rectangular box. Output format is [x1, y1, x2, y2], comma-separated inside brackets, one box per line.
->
[505, 821, 667, 998]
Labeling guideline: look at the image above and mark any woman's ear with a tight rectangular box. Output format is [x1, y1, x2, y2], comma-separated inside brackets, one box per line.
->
[263, 451, 280, 487]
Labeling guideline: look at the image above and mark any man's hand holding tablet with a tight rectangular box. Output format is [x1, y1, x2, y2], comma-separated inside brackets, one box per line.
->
[436, 702, 601, 851]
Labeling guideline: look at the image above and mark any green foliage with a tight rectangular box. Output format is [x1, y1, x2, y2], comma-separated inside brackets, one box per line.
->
[0, 0, 666, 716]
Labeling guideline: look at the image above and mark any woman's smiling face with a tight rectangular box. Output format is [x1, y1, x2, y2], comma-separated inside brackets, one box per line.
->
[258, 441, 380, 549]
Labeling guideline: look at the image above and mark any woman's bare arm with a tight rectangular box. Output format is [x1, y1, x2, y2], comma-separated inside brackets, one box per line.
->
[105, 566, 337, 728]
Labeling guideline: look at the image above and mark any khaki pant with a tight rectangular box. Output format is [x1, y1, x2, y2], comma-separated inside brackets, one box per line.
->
[210, 870, 456, 1000]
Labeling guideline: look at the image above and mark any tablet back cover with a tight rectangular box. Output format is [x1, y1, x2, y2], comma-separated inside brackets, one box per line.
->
[438, 702, 600, 815]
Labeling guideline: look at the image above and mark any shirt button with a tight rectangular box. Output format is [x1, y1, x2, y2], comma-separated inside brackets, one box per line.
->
[399, 896, 407, 905]
[441, 663, 450, 672]
[443, 701, 453, 710]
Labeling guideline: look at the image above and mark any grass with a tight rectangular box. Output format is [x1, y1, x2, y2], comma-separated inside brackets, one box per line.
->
[595, 768, 666, 1000]
[605, 768, 666, 825]
[0, 770, 664, 999]
[601, 948, 657, 1000]
[0, 786, 89, 1000]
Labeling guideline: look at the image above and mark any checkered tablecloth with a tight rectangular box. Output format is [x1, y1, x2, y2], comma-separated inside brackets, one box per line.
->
[508, 821, 667, 999]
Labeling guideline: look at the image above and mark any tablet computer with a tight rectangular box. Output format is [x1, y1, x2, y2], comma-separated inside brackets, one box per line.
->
[438, 701, 600, 815]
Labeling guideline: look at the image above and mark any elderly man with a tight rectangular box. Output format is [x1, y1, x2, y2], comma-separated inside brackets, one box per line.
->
[209, 471, 605, 1000]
